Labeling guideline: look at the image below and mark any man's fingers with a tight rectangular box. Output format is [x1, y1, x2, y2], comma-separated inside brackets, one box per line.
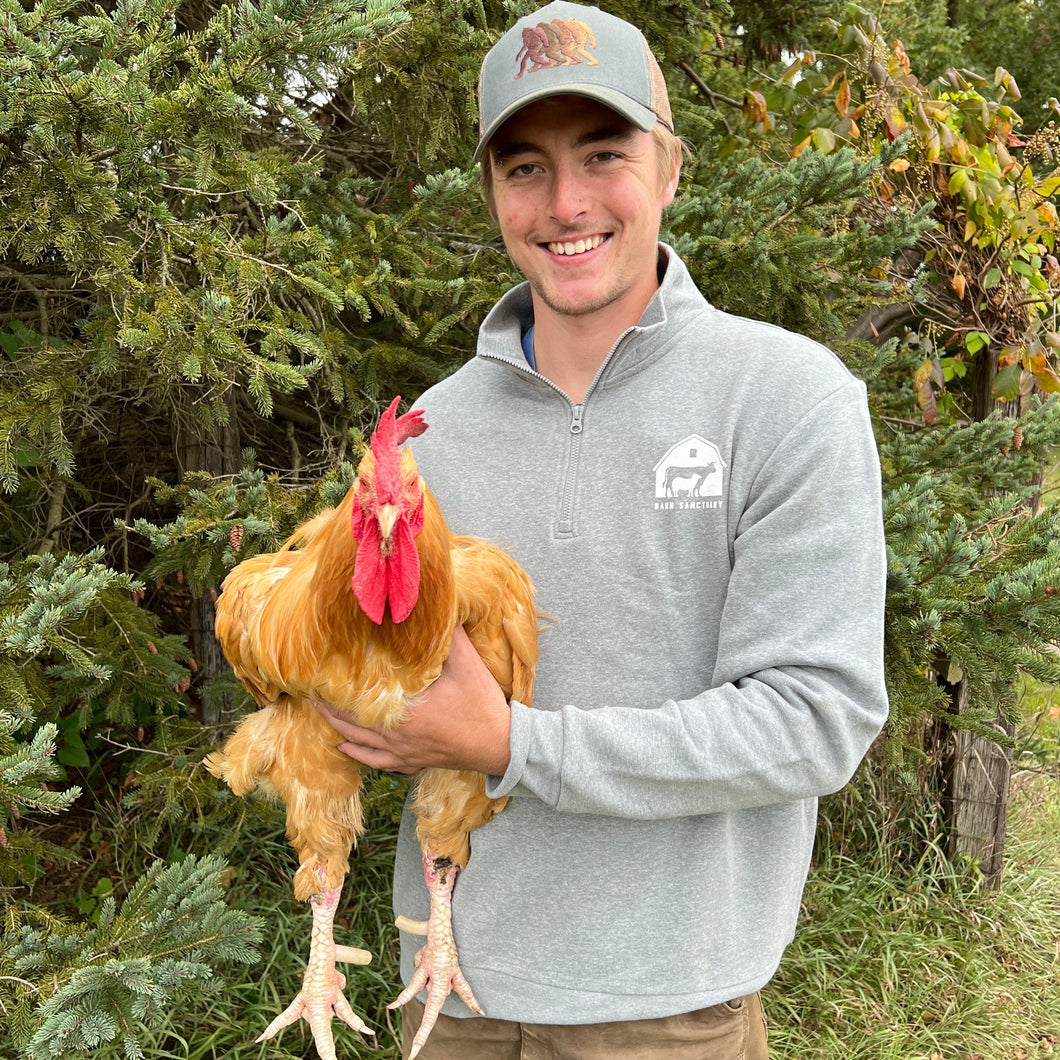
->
[338, 740, 417, 775]
[312, 698, 375, 743]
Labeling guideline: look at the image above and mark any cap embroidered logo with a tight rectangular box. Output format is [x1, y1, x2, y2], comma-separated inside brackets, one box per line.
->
[515, 18, 598, 80]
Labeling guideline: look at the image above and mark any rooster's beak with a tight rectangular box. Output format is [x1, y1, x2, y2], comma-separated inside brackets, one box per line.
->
[375, 503, 400, 541]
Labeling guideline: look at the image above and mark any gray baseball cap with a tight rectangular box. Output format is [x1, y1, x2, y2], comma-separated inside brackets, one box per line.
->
[474, 1, 673, 162]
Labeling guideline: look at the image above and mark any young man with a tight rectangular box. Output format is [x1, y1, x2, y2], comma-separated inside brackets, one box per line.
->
[320, 3, 889, 1056]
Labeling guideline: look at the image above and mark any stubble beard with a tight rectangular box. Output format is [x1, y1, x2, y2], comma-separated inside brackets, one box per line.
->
[529, 270, 629, 319]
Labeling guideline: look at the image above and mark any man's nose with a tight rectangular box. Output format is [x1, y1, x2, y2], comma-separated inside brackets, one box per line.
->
[548, 166, 588, 225]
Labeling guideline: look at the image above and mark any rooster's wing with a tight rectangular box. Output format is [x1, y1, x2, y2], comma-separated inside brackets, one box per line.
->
[409, 535, 539, 869]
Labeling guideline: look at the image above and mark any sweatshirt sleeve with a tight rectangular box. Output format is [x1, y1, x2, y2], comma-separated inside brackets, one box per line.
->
[486, 381, 889, 818]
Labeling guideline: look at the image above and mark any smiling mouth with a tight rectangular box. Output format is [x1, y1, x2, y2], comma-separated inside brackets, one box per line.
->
[545, 234, 608, 257]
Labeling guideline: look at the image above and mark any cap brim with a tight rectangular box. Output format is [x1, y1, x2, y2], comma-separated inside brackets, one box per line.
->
[473, 86, 658, 163]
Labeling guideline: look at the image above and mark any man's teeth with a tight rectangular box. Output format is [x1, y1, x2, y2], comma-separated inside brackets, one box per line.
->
[548, 235, 605, 256]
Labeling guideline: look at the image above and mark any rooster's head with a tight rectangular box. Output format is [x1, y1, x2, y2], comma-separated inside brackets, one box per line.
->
[350, 396, 429, 624]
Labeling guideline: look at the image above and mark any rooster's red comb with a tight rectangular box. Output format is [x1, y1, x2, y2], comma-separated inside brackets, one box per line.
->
[370, 397, 428, 494]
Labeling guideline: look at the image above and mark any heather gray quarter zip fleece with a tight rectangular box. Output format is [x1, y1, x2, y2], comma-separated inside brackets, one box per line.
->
[393, 244, 889, 1023]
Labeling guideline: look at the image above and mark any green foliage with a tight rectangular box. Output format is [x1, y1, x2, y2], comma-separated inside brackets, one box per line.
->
[0, 550, 189, 718]
[955, 0, 1060, 133]
[2, 0, 1060, 1054]
[1, 854, 262, 1060]
[0, 711, 80, 890]
[667, 141, 936, 341]
[0, 549, 189, 883]
[131, 457, 359, 594]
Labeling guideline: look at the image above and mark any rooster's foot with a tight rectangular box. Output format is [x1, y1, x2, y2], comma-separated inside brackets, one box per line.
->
[257, 881, 374, 1060]
[390, 852, 482, 1059]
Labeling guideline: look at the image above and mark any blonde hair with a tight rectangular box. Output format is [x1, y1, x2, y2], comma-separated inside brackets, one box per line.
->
[478, 121, 686, 221]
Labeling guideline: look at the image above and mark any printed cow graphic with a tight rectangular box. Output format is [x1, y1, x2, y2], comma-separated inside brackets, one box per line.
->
[654, 435, 725, 508]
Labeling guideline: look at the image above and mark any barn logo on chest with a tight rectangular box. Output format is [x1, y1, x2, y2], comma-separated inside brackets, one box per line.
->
[653, 435, 725, 511]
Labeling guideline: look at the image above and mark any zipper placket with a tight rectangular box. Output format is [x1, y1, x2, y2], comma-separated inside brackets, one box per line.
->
[482, 327, 635, 537]
[557, 403, 584, 536]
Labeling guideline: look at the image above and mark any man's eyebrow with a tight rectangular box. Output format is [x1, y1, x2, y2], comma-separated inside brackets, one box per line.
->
[491, 141, 539, 165]
[491, 124, 638, 165]
[573, 124, 637, 150]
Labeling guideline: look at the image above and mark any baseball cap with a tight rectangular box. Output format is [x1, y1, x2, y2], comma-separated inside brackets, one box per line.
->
[474, 1, 673, 162]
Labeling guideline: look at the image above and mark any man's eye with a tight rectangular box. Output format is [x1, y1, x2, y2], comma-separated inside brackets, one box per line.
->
[509, 163, 540, 177]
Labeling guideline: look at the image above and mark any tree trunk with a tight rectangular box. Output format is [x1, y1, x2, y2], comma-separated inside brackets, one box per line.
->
[174, 394, 242, 725]
[936, 347, 1017, 888]
[935, 672, 1014, 887]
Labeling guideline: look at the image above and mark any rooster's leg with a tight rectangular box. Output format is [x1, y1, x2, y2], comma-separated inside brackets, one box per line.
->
[390, 848, 483, 1059]
[257, 872, 374, 1060]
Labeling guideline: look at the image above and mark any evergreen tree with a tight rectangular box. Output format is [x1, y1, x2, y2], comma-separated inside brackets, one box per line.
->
[2, 0, 1059, 1052]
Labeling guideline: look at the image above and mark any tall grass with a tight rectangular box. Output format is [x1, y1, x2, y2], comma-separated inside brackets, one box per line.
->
[766, 688, 1060, 1060]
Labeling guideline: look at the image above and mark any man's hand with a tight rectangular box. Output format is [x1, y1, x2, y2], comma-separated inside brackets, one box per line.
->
[311, 626, 512, 776]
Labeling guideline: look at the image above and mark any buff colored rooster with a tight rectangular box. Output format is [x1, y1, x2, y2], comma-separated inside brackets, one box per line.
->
[205, 397, 537, 1060]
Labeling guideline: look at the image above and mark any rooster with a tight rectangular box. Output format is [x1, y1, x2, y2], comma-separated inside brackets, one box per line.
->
[205, 397, 538, 1060]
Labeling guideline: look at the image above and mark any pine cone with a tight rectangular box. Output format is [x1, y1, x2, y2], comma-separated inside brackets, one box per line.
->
[230, 523, 245, 550]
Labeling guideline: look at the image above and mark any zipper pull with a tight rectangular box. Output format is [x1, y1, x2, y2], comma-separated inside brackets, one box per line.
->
[570, 404, 584, 434]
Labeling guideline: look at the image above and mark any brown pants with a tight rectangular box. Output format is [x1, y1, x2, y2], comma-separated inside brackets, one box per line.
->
[401, 994, 769, 1060]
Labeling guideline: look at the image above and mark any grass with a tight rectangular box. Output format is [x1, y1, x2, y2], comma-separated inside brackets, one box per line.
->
[9, 688, 1060, 1060]
[765, 683, 1060, 1060]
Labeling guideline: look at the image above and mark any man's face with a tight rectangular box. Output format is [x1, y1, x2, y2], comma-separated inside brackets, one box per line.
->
[487, 96, 679, 325]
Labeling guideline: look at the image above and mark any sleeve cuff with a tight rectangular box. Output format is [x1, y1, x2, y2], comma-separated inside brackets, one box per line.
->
[484, 701, 562, 806]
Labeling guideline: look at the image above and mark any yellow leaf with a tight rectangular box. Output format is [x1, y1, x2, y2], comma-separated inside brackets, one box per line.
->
[1027, 352, 1060, 393]
[836, 76, 851, 117]
[884, 107, 906, 141]
[952, 273, 966, 299]
[743, 90, 770, 129]
[823, 70, 844, 94]
[948, 168, 969, 195]
[924, 123, 941, 161]
[998, 67, 1022, 101]
[811, 127, 837, 153]
[888, 158, 911, 172]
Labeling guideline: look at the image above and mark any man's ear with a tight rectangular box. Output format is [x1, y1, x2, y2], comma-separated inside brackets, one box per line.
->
[662, 153, 681, 209]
